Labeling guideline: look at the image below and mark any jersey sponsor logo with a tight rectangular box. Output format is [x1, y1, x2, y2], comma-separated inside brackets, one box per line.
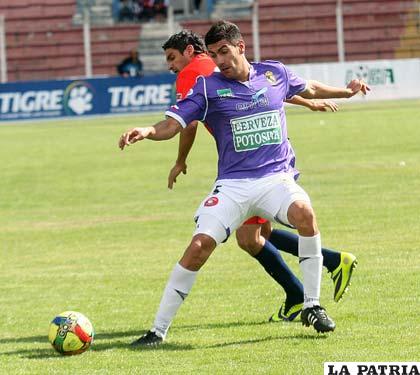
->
[204, 196, 219, 207]
[230, 110, 282, 152]
[216, 88, 233, 98]
[265, 71, 277, 85]
[236, 87, 269, 111]
[252, 87, 268, 100]
[236, 96, 269, 111]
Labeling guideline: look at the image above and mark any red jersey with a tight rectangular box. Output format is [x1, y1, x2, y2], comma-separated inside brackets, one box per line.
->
[176, 53, 268, 226]
[175, 53, 216, 101]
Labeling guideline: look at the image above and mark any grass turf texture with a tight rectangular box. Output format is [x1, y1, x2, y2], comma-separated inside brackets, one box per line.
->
[0, 100, 419, 374]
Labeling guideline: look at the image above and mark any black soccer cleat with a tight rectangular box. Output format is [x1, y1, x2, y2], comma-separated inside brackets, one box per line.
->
[301, 306, 336, 333]
[130, 330, 163, 347]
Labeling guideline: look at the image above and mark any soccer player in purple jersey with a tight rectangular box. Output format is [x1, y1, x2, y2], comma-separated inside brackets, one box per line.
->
[119, 21, 369, 346]
[164, 30, 357, 324]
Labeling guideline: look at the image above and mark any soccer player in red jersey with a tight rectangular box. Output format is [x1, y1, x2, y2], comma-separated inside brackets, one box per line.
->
[161, 30, 357, 323]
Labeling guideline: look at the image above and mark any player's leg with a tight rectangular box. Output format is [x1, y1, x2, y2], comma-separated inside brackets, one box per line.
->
[132, 183, 244, 347]
[131, 218, 223, 347]
[268, 229, 357, 302]
[286, 200, 335, 332]
[254, 174, 335, 332]
[269, 228, 339, 270]
[235, 220, 303, 321]
[259, 220, 272, 240]
[152, 228, 219, 337]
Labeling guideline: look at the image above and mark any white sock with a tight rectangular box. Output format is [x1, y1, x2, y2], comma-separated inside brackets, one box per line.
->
[152, 262, 197, 338]
[298, 233, 323, 309]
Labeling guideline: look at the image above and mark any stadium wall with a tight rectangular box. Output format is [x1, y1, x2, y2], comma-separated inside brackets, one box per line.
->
[0, 58, 419, 122]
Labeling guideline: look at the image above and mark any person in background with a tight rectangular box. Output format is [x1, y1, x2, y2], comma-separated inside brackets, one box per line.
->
[138, 0, 155, 22]
[193, 0, 202, 14]
[118, 0, 135, 22]
[117, 49, 144, 77]
[154, 0, 168, 21]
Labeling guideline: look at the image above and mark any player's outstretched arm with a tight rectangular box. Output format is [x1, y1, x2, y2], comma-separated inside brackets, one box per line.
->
[119, 117, 182, 150]
[300, 79, 370, 99]
[286, 96, 338, 112]
[168, 121, 198, 189]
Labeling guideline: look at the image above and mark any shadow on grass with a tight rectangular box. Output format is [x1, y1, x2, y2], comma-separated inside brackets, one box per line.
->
[0, 319, 292, 345]
[0, 335, 47, 344]
[0, 320, 328, 358]
[173, 319, 302, 331]
[0, 330, 141, 345]
[0, 320, 271, 345]
[0, 340, 133, 359]
[126, 332, 327, 353]
[202, 333, 327, 350]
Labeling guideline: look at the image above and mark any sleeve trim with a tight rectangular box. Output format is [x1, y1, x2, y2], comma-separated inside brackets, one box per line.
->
[165, 111, 187, 128]
[198, 76, 209, 122]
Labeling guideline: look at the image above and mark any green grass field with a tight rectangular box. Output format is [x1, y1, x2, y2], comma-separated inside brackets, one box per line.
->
[0, 100, 419, 374]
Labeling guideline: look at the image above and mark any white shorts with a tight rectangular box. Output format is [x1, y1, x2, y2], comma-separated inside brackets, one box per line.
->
[193, 173, 311, 244]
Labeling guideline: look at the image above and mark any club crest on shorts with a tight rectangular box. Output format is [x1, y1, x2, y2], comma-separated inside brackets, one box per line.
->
[265, 71, 276, 85]
[204, 196, 219, 207]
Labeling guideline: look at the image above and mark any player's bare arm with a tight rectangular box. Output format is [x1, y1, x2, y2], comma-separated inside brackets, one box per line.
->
[119, 117, 182, 150]
[286, 96, 338, 112]
[168, 121, 198, 189]
[300, 79, 370, 99]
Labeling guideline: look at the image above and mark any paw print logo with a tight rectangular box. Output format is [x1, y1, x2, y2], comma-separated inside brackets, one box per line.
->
[345, 65, 369, 85]
[356, 65, 369, 81]
[66, 84, 93, 115]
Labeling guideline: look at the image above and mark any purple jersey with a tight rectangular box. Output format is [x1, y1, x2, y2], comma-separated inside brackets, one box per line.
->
[165, 60, 306, 180]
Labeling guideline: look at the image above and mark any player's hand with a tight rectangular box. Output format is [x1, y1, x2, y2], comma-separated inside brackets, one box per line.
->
[119, 127, 152, 150]
[310, 99, 338, 112]
[346, 79, 370, 97]
[168, 161, 187, 189]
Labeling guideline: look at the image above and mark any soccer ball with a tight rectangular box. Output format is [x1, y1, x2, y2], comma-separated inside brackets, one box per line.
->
[48, 311, 94, 355]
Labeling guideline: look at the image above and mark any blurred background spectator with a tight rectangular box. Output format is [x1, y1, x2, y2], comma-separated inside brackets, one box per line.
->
[138, 0, 155, 22]
[193, 0, 202, 15]
[118, 0, 169, 23]
[118, 0, 135, 22]
[153, 0, 169, 21]
[116, 49, 144, 77]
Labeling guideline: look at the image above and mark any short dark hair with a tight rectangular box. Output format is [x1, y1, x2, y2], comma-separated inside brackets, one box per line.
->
[204, 20, 242, 46]
[162, 30, 206, 54]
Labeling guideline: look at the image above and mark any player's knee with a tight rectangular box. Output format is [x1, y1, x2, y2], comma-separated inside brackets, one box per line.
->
[236, 233, 253, 252]
[180, 234, 216, 271]
[288, 201, 318, 236]
[260, 221, 272, 240]
[235, 231, 263, 255]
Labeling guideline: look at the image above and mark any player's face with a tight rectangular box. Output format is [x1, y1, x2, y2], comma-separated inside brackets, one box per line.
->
[207, 39, 247, 80]
[165, 48, 192, 74]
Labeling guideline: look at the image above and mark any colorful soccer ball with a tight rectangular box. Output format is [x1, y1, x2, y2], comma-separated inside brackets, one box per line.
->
[48, 311, 94, 355]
